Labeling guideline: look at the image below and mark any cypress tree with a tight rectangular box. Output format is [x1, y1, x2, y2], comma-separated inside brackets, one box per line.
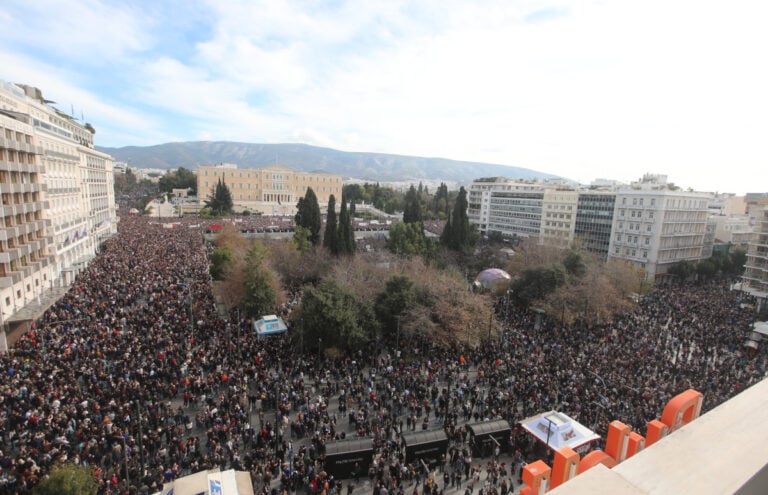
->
[324, 195, 339, 254]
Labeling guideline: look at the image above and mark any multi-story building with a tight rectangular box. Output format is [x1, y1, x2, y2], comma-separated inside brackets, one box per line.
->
[468, 174, 713, 278]
[574, 191, 617, 260]
[742, 206, 768, 311]
[0, 80, 117, 347]
[745, 193, 768, 223]
[0, 104, 56, 346]
[196, 164, 343, 215]
[9, 83, 118, 286]
[467, 177, 574, 239]
[540, 188, 579, 248]
[607, 175, 711, 278]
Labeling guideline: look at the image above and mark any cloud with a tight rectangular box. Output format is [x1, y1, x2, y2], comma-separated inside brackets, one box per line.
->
[2, 0, 767, 194]
[0, 0, 151, 64]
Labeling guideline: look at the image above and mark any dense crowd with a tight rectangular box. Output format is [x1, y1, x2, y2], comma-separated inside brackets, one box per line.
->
[0, 212, 765, 495]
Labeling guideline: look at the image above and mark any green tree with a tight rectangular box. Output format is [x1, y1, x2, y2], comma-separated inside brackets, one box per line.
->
[158, 167, 197, 195]
[33, 463, 98, 495]
[730, 248, 747, 275]
[667, 260, 694, 282]
[510, 265, 566, 307]
[292, 225, 312, 254]
[294, 279, 375, 353]
[338, 192, 355, 255]
[563, 250, 587, 277]
[403, 185, 422, 224]
[210, 246, 233, 280]
[388, 222, 430, 257]
[324, 195, 339, 254]
[295, 188, 322, 246]
[242, 243, 277, 318]
[440, 186, 476, 252]
[375, 275, 423, 341]
[695, 258, 718, 279]
[205, 178, 234, 215]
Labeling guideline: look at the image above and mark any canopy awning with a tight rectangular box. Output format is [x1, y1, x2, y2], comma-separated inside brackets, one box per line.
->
[521, 410, 600, 454]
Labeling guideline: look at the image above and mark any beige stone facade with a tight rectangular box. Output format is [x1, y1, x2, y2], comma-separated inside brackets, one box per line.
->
[197, 164, 343, 215]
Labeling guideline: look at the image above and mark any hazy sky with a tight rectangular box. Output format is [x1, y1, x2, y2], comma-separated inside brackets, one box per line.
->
[2, 0, 766, 194]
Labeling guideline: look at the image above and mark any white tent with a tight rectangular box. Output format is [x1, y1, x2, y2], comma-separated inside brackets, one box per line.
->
[752, 321, 768, 337]
[521, 410, 600, 455]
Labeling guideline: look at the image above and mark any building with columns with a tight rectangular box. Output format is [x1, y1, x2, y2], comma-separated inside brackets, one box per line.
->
[196, 163, 342, 215]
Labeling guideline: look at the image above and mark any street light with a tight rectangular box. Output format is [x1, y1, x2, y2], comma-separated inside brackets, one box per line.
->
[396, 315, 400, 362]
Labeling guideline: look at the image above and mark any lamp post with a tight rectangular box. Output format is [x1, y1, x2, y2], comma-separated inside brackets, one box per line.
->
[544, 416, 555, 459]
[488, 306, 493, 342]
[396, 315, 400, 362]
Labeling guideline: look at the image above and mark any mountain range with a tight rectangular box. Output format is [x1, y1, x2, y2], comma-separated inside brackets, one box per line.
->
[98, 141, 562, 184]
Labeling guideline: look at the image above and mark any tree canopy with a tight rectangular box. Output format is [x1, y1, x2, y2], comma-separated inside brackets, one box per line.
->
[242, 243, 279, 318]
[338, 191, 355, 255]
[292, 278, 375, 354]
[440, 186, 477, 252]
[204, 178, 234, 215]
[32, 463, 98, 495]
[295, 188, 322, 246]
[323, 194, 339, 255]
[158, 167, 197, 195]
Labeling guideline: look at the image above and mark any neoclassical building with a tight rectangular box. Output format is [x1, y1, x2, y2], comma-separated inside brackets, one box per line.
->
[196, 164, 343, 214]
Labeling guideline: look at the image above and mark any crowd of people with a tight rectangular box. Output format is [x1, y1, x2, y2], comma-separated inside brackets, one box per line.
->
[0, 212, 765, 495]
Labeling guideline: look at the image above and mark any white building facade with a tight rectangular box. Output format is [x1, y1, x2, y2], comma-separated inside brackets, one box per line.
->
[0, 80, 117, 346]
[742, 207, 768, 309]
[0, 101, 56, 349]
[467, 177, 575, 240]
[608, 176, 711, 278]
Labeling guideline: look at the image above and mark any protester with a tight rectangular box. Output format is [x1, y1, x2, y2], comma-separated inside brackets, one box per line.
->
[0, 212, 764, 495]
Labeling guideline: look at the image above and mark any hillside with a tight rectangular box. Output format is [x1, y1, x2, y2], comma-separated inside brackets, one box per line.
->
[98, 141, 562, 184]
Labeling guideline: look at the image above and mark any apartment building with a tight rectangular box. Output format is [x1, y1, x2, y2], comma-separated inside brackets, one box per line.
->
[197, 164, 342, 215]
[742, 206, 768, 310]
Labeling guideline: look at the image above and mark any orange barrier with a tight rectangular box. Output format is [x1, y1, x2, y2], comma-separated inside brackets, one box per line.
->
[605, 421, 631, 463]
[645, 419, 669, 447]
[577, 450, 617, 474]
[660, 389, 704, 432]
[519, 388, 702, 493]
[626, 431, 645, 458]
[521, 460, 551, 495]
[550, 447, 579, 490]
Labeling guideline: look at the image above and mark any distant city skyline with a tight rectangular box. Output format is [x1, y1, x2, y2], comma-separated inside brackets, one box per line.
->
[2, 0, 766, 195]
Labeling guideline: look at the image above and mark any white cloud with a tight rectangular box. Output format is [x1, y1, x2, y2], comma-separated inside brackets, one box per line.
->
[2, 0, 767, 193]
